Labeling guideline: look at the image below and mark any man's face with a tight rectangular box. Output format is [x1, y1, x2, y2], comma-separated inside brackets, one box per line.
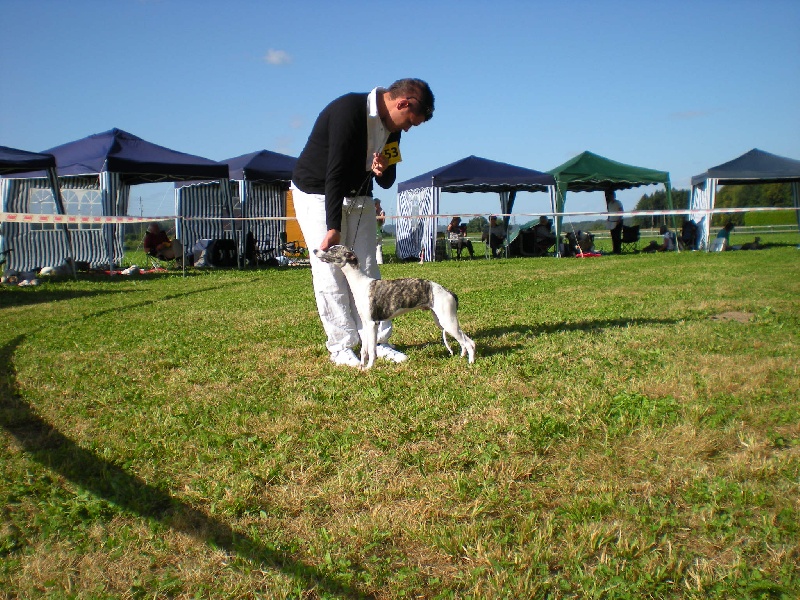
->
[386, 96, 430, 132]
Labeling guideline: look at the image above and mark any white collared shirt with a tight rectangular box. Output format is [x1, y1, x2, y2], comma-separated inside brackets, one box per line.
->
[366, 87, 390, 171]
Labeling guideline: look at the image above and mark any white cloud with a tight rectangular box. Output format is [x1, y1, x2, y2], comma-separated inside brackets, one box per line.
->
[263, 49, 292, 66]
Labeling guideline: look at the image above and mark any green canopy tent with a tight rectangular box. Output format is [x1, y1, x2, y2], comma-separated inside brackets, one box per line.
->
[548, 151, 672, 251]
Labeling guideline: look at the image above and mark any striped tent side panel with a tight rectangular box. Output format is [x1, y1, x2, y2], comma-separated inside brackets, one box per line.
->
[243, 182, 285, 252]
[1, 178, 75, 271]
[396, 187, 435, 260]
[177, 182, 230, 254]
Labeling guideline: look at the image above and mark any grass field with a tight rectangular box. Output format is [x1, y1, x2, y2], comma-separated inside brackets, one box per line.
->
[1, 236, 799, 598]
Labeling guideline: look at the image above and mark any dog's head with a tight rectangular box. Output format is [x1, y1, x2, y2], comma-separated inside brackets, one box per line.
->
[313, 245, 360, 269]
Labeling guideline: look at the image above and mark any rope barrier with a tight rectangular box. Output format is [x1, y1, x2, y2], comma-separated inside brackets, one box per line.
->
[1, 205, 794, 224]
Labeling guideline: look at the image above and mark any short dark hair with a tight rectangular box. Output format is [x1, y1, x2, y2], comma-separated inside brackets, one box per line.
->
[387, 78, 435, 121]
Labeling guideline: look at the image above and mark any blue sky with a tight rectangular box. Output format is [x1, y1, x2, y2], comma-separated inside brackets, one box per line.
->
[1, 0, 798, 220]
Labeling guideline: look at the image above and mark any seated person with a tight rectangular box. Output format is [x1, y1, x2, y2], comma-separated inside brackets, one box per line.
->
[143, 223, 181, 260]
[447, 216, 475, 258]
[680, 218, 698, 250]
[533, 215, 557, 255]
[481, 215, 506, 258]
[577, 230, 594, 254]
[642, 224, 676, 253]
[715, 221, 735, 250]
[563, 230, 594, 256]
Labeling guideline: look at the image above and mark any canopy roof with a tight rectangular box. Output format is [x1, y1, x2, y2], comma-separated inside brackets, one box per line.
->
[397, 155, 555, 194]
[548, 151, 670, 192]
[0, 145, 56, 175]
[8, 128, 229, 184]
[690, 148, 800, 186]
[225, 149, 296, 183]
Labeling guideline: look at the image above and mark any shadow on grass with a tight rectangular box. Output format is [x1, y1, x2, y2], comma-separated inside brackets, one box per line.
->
[2, 277, 261, 316]
[0, 288, 116, 309]
[0, 271, 205, 309]
[0, 335, 373, 598]
[463, 316, 682, 357]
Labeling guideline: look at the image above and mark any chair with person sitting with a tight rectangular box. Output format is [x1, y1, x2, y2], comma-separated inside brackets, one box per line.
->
[447, 216, 474, 259]
[532, 215, 557, 256]
[143, 223, 183, 267]
[680, 218, 698, 250]
[642, 225, 677, 253]
[482, 215, 507, 258]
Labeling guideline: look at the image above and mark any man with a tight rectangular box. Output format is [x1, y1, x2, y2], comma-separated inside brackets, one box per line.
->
[605, 190, 624, 255]
[533, 215, 556, 256]
[374, 198, 386, 265]
[482, 215, 506, 258]
[291, 78, 435, 367]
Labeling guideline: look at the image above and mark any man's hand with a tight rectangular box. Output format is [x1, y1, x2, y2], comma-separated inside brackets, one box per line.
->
[320, 229, 341, 251]
[371, 152, 388, 177]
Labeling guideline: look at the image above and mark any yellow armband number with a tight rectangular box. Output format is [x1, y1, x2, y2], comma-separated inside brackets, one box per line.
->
[382, 142, 402, 166]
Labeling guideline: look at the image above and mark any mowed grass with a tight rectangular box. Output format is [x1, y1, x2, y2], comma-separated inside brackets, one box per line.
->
[1, 240, 799, 599]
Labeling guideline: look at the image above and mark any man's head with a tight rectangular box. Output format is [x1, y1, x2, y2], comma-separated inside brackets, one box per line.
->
[147, 223, 160, 234]
[605, 189, 616, 203]
[382, 78, 435, 132]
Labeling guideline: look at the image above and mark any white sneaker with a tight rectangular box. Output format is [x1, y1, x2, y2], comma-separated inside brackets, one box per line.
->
[376, 344, 408, 363]
[330, 348, 361, 368]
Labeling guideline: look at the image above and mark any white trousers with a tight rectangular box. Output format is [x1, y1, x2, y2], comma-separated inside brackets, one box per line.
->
[291, 184, 392, 353]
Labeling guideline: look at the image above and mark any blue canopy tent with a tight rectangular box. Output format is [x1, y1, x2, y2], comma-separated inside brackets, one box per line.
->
[690, 149, 800, 249]
[0, 146, 75, 272]
[176, 150, 296, 261]
[396, 155, 557, 261]
[3, 129, 230, 269]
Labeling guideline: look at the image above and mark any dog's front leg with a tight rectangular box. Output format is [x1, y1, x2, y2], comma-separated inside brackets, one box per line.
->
[362, 321, 378, 369]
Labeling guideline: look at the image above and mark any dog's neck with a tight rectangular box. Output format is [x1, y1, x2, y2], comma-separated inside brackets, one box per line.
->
[340, 260, 373, 285]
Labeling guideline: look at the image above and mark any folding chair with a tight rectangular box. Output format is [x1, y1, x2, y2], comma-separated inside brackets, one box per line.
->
[244, 232, 279, 267]
[279, 232, 309, 264]
[620, 225, 640, 253]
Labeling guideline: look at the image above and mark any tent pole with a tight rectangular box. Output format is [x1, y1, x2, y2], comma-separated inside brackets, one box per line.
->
[47, 168, 77, 279]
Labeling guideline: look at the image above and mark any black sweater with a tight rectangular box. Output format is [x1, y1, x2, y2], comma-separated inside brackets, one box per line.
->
[292, 92, 400, 231]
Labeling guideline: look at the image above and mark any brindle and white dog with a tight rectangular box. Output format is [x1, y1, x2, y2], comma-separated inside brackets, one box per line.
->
[313, 245, 476, 369]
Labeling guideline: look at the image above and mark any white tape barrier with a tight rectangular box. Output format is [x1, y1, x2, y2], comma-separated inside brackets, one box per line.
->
[0, 212, 176, 224]
[0, 205, 793, 224]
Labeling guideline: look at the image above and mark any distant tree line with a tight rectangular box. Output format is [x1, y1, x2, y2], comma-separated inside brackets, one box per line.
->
[712, 183, 793, 226]
[632, 183, 793, 228]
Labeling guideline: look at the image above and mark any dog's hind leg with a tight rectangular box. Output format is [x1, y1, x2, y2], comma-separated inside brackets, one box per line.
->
[432, 301, 475, 364]
[431, 311, 455, 356]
